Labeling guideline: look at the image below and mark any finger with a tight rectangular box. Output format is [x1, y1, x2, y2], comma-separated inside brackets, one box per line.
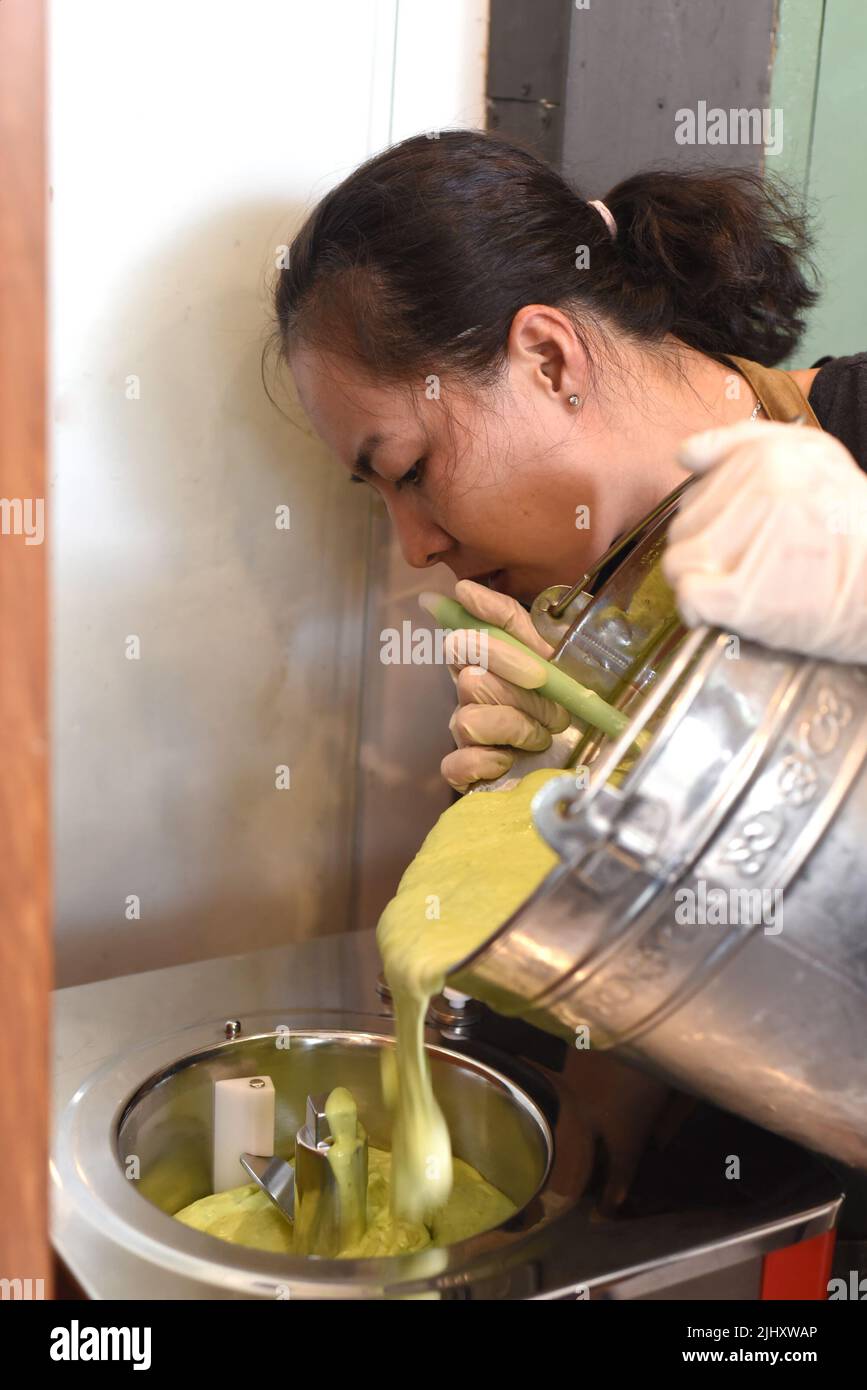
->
[668, 500, 790, 629]
[441, 745, 515, 794]
[444, 630, 547, 690]
[667, 490, 812, 599]
[673, 569, 746, 631]
[676, 419, 787, 473]
[453, 579, 553, 657]
[672, 430, 865, 553]
[454, 664, 571, 735]
[674, 506, 838, 646]
[449, 702, 554, 753]
[664, 514, 756, 587]
[667, 451, 772, 551]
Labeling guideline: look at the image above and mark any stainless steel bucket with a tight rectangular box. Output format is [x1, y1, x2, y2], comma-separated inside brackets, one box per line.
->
[454, 493, 867, 1170]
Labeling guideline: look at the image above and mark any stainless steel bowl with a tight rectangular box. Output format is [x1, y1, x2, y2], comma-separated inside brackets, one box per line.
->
[51, 944, 845, 1300]
[53, 1009, 601, 1299]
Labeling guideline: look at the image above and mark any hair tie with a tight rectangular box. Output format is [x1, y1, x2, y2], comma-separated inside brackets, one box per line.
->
[588, 199, 617, 240]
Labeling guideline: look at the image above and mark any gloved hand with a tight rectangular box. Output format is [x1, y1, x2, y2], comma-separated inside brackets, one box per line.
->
[663, 420, 867, 663]
[440, 580, 571, 793]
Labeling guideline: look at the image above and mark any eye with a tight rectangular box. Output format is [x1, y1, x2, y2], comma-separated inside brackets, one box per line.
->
[395, 457, 427, 490]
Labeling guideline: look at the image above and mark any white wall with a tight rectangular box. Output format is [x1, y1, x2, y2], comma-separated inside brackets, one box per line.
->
[50, 0, 488, 985]
[353, 1, 492, 935]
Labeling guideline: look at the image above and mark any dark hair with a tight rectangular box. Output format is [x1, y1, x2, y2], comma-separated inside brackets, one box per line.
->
[270, 128, 818, 392]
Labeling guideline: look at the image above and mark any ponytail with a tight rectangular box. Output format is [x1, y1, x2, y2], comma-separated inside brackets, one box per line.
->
[602, 167, 818, 364]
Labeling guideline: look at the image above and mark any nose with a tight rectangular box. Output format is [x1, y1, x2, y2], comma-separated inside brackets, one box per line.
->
[386, 495, 454, 570]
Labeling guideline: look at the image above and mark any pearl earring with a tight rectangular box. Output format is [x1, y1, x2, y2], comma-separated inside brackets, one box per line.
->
[568, 393, 580, 407]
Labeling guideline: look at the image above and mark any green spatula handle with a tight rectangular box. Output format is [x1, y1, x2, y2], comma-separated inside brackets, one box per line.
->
[423, 593, 634, 743]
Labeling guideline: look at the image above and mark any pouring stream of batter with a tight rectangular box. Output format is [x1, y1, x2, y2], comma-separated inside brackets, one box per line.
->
[377, 766, 566, 1221]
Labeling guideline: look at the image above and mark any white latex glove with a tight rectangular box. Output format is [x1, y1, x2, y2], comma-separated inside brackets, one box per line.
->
[663, 420, 867, 663]
[440, 579, 571, 793]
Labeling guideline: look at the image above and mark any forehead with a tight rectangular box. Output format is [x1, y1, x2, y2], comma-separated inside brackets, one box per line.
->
[290, 346, 428, 464]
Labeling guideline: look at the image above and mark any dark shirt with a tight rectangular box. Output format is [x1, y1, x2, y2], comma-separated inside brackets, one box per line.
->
[799, 355, 867, 1242]
[808, 352, 867, 469]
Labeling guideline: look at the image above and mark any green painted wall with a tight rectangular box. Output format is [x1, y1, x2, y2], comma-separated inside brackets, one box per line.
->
[770, 0, 867, 364]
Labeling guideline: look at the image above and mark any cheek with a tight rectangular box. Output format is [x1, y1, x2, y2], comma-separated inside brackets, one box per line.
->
[435, 475, 521, 554]
[439, 442, 528, 518]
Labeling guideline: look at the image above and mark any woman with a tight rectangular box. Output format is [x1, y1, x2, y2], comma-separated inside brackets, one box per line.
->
[272, 128, 867, 1231]
[273, 129, 867, 793]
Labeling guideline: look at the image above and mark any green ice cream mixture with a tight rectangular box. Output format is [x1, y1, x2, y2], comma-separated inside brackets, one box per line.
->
[175, 1146, 515, 1258]
[377, 766, 566, 1223]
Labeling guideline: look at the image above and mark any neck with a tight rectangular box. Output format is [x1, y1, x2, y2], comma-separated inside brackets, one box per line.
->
[594, 339, 762, 537]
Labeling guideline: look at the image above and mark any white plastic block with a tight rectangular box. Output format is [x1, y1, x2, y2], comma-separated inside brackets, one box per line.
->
[212, 1075, 275, 1193]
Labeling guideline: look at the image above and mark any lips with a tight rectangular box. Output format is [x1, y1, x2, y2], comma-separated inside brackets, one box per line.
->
[463, 568, 507, 591]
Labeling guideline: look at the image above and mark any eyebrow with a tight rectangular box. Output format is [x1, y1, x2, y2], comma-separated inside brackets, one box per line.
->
[352, 433, 387, 477]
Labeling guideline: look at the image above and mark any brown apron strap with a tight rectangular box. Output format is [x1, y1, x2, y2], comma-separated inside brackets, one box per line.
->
[722, 353, 823, 429]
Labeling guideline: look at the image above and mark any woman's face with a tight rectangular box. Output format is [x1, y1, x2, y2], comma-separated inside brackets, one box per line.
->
[289, 311, 654, 604]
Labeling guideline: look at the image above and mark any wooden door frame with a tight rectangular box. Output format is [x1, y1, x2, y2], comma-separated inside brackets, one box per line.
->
[0, 0, 51, 1298]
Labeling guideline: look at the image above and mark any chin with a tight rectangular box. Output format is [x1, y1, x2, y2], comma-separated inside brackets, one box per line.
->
[498, 574, 536, 606]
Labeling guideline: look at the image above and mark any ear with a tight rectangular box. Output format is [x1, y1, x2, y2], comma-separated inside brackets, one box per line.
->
[507, 304, 586, 400]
